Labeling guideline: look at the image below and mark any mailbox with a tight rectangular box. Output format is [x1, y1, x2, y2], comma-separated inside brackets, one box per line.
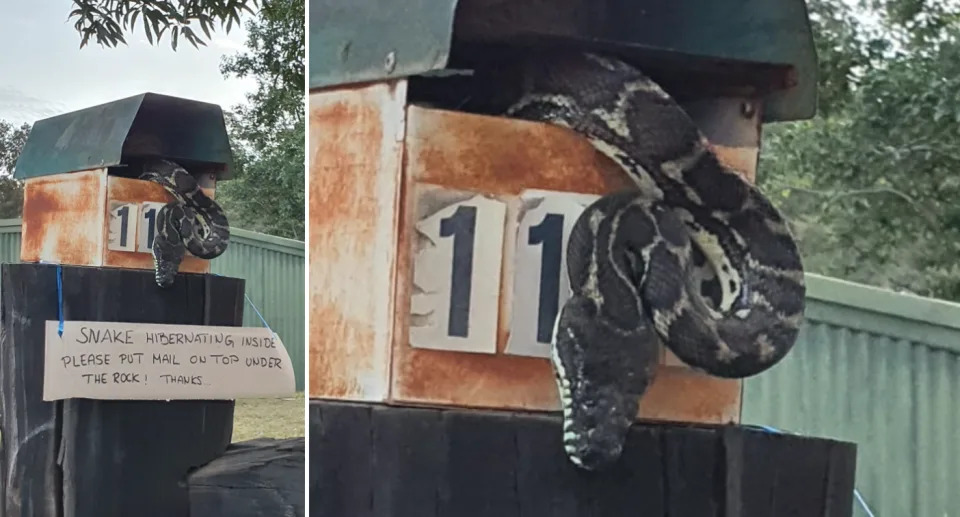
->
[14, 92, 234, 274]
[309, 0, 818, 425]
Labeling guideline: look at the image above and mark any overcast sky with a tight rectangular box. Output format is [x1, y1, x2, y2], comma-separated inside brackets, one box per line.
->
[0, 0, 256, 125]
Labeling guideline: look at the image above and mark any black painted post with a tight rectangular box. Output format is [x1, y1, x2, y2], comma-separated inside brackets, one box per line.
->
[309, 400, 858, 517]
[0, 263, 244, 517]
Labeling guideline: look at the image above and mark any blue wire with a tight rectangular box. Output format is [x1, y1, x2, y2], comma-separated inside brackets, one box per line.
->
[210, 273, 273, 332]
[56, 265, 64, 337]
[746, 424, 875, 516]
[244, 293, 272, 332]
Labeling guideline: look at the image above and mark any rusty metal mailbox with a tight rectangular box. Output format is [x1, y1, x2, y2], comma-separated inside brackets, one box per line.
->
[310, 0, 818, 425]
[14, 93, 233, 274]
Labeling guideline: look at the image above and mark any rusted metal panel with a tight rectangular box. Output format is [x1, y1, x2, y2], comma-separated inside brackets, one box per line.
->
[102, 176, 210, 274]
[391, 107, 627, 412]
[308, 80, 408, 400]
[21, 169, 107, 266]
[309, 82, 759, 425]
[20, 169, 215, 275]
[393, 105, 748, 424]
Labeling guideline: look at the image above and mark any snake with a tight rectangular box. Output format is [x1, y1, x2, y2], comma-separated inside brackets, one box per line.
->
[489, 51, 806, 470]
[139, 158, 230, 287]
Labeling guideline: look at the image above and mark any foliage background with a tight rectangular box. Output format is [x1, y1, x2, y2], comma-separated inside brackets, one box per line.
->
[0, 0, 305, 240]
[759, 0, 960, 301]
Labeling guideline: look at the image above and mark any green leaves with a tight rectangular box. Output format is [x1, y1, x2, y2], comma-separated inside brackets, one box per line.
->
[68, 0, 260, 49]
[0, 121, 30, 176]
[0, 121, 31, 219]
[760, 9, 960, 301]
[216, 0, 305, 240]
[62, 0, 304, 239]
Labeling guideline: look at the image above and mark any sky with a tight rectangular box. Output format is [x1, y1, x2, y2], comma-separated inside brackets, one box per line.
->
[0, 0, 256, 125]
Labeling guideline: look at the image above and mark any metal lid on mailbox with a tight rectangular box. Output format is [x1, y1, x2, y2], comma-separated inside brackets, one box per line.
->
[310, 0, 818, 123]
[14, 92, 234, 180]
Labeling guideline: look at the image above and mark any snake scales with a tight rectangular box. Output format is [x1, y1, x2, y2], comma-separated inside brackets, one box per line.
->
[488, 52, 806, 470]
[140, 158, 230, 287]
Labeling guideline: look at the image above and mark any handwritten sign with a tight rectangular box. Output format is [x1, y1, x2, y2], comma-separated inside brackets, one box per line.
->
[505, 189, 600, 357]
[43, 321, 296, 401]
[409, 185, 506, 354]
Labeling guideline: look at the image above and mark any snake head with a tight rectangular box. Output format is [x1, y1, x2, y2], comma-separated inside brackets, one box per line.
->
[552, 295, 659, 471]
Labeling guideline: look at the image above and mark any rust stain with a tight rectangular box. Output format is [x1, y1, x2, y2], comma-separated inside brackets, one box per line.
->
[391, 106, 746, 424]
[21, 171, 215, 273]
[405, 106, 634, 197]
[108, 176, 170, 202]
[308, 82, 406, 401]
[638, 367, 741, 423]
[309, 300, 369, 398]
[310, 96, 380, 232]
[21, 170, 105, 266]
[103, 176, 209, 273]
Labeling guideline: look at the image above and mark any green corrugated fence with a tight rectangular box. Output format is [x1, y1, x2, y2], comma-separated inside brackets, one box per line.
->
[0, 219, 305, 391]
[743, 273, 960, 516]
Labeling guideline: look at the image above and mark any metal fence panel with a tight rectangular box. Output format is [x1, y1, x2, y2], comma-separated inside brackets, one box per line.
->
[0, 219, 306, 391]
[743, 273, 960, 517]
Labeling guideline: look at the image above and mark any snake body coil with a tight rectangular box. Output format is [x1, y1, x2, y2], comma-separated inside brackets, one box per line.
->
[496, 52, 806, 470]
[140, 158, 230, 287]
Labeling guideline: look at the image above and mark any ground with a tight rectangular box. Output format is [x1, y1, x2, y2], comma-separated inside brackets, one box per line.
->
[232, 392, 305, 442]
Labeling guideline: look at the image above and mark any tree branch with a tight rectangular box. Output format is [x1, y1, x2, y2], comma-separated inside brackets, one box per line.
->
[774, 184, 941, 226]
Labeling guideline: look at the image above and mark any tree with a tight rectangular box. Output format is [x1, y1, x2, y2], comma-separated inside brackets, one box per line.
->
[69, 0, 258, 49]
[759, 0, 960, 300]
[0, 121, 30, 218]
[217, 0, 305, 239]
[68, 0, 306, 239]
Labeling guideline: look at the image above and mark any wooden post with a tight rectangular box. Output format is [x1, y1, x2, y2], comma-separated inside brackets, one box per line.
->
[0, 264, 244, 517]
[309, 399, 857, 517]
[187, 437, 306, 516]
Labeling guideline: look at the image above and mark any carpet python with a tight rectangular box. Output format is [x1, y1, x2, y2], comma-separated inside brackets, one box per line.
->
[140, 158, 230, 287]
[492, 51, 806, 470]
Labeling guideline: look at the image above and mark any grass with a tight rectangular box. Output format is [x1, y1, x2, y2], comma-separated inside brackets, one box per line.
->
[232, 392, 305, 443]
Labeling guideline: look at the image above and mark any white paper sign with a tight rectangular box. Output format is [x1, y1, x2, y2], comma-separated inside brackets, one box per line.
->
[43, 321, 296, 401]
[107, 201, 139, 252]
[505, 189, 600, 358]
[409, 186, 506, 354]
[137, 201, 166, 253]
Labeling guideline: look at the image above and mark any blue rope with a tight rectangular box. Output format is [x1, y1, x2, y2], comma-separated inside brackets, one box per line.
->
[746, 424, 875, 517]
[210, 273, 273, 332]
[244, 293, 272, 332]
[56, 265, 64, 337]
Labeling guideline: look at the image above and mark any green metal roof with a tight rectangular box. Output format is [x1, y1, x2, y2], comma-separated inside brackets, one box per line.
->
[310, 0, 818, 123]
[14, 92, 234, 180]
